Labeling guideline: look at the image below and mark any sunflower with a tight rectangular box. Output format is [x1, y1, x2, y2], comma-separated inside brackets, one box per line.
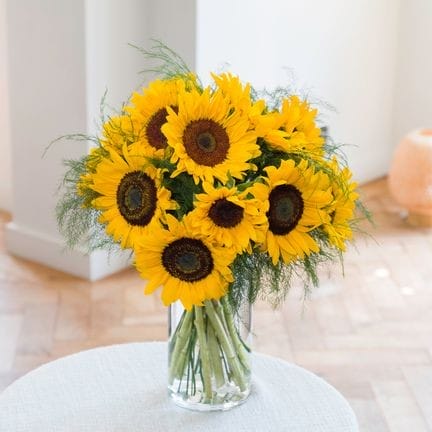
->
[162, 86, 260, 184]
[212, 72, 267, 131]
[89, 146, 176, 249]
[135, 214, 235, 310]
[252, 159, 332, 264]
[189, 182, 267, 253]
[76, 146, 109, 206]
[323, 159, 359, 251]
[101, 114, 140, 153]
[257, 96, 324, 157]
[125, 78, 190, 157]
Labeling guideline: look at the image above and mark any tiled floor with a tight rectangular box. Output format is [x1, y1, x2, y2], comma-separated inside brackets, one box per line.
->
[0, 178, 431, 431]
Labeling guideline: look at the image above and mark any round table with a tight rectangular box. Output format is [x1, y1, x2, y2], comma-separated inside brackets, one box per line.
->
[0, 342, 358, 431]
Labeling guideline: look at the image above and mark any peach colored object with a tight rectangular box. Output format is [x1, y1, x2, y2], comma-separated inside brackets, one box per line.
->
[388, 128, 432, 227]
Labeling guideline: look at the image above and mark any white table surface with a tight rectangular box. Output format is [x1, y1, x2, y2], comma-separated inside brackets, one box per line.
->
[0, 342, 358, 432]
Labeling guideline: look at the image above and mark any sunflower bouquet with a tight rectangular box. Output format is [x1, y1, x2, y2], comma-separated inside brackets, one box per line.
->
[57, 43, 365, 410]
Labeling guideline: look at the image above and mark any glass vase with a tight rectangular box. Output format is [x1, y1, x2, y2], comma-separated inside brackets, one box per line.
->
[168, 295, 252, 411]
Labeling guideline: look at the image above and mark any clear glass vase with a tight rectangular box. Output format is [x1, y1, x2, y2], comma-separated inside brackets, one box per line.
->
[168, 296, 252, 411]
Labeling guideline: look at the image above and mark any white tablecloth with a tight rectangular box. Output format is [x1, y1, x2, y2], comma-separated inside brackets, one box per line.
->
[0, 342, 358, 432]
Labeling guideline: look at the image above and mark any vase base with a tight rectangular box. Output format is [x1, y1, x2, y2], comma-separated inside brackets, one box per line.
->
[168, 385, 251, 412]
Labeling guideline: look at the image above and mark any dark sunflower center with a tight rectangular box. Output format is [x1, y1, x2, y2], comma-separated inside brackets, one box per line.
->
[182, 119, 229, 166]
[197, 132, 216, 152]
[116, 171, 157, 226]
[162, 238, 214, 282]
[208, 198, 244, 228]
[146, 107, 175, 150]
[267, 184, 304, 235]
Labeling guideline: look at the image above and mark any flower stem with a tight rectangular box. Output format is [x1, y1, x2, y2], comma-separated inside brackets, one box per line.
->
[194, 306, 213, 401]
[207, 323, 225, 388]
[204, 300, 247, 391]
[221, 296, 250, 371]
[169, 309, 194, 383]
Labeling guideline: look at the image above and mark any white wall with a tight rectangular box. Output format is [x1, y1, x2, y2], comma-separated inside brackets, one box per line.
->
[5, 0, 149, 279]
[147, 0, 196, 71]
[6, 0, 88, 236]
[85, 0, 150, 131]
[0, 0, 12, 212]
[196, 0, 401, 183]
[4, 0, 196, 280]
[5, 0, 101, 278]
[393, 0, 432, 144]
[85, 0, 196, 128]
